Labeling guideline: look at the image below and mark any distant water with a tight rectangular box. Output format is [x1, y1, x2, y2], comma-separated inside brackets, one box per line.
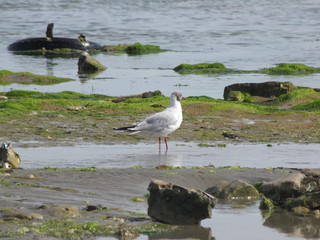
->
[1, 0, 320, 98]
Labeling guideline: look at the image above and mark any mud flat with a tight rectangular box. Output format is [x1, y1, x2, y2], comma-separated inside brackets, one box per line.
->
[0, 167, 301, 239]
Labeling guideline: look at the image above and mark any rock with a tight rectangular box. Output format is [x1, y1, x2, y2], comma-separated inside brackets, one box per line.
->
[259, 171, 320, 213]
[39, 204, 81, 218]
[78, 52, 106, 74]
[82, 204, 107, 211]
[147, 179, 216, 225]
[112, 90, 163, 103]
[259, 173, 305, 206]
[2, 210, 43, 221]
[223, 81, 297, 102]
[301, 168, 320, 178]
[0, 96, 8, 101]
[0, 143, 21, 168]
[259, 195, 274, 210]
[206, 180, 260, 199]
[225, 91, 245, 102]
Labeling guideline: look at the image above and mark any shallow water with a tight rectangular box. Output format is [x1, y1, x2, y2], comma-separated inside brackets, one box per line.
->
[1, 0, 320, 98]
[2, 1, 320, 239]
[15, 142, 319, 169]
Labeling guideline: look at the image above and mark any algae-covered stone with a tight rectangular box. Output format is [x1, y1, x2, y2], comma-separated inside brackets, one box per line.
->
[102, 43, 164, 54]
[206, 180, 260, 200]
[224, 81, 297, 101]
[261, 63, 320, 75]
[259, 171, 320, 213]
[259, 195, 274, 210]
[226, 91, 245, 102]
[78, 52, 106, 74]
[125, 42, 162, 55]
[174, 62, 232, 74]
[0, 70, 72, 85]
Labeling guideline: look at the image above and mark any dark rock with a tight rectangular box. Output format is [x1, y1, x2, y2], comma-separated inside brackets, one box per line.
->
[223, 81, 297, 101]
[78, 52, 106, 74]
[83, 204, 106, 211]
[147, 179, 216, 225]
[222, 132, 239, 139]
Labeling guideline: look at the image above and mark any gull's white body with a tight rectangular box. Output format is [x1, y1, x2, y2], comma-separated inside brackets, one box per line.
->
[116, 92, 183, 151]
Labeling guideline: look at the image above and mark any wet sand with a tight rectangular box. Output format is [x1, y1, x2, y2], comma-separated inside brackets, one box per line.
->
[0, 167, 298, 238]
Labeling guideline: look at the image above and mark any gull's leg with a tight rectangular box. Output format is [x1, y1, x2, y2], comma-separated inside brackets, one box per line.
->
[158, 137, 161, 151]
[164, 137, 168, 151]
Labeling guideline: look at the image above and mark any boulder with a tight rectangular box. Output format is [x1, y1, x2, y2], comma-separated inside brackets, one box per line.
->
[206, 180, 260, 200]
[223, 81, 297, 101]
[147, 179, 216, 225]
[0, 143, 21, 168]
[78, 52, 106, 74]
[259, 170, 320, 213]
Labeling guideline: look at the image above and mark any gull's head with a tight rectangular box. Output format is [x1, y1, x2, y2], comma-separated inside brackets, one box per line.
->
[171, 92, 183, 102]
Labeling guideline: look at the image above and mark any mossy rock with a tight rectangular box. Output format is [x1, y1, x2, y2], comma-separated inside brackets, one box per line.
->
[174, 62, 238, 74]
[0, 70, 72, 85]
[291, 99, 320, 111]
[226, 91, 244, 102]
[125, 43, 163, 55]
[102, 43, 164, 55]
[259, 195, 274, 210]
[226, 91, 254, 103]
[261, 63, 320, 75]
[274, 88, 319, 103]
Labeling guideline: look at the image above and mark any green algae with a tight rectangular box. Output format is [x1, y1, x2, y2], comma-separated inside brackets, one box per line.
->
[102, 42, 165, 55]
[1, 90, 319, 144]
[1, 215, 175, 239]
[0, 70, 72, 85]
[125, 43, 163, 55]
[261, 63, 320, 75]
[274, 88, 320, 104]
[173, 62, 241, 74]
[291, 100, 320, 111]
[173, 62, 320, 75]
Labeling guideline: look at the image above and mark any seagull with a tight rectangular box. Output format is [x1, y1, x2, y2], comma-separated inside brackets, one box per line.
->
[114, 92, 183, 151]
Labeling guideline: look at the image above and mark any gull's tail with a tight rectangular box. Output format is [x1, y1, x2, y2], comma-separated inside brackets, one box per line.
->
[113, 125, 137, 131]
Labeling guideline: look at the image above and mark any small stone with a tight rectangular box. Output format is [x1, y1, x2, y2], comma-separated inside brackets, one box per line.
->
[78, 52, 106, 74]
[27, 174, 36, 179]
[0, 96, 8, 101]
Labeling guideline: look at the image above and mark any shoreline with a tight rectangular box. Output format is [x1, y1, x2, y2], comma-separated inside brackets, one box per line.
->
[0, 167, 307, 239]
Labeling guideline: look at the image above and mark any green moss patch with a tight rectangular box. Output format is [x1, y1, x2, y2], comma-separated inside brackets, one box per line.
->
[174, 63, 240, 74]
[102, 43, 165, 55]
[261, 63, 320, 75]
[173, 63, 320, 75]
[1, 90, 319, 143]
[0, 70, 72, 85]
